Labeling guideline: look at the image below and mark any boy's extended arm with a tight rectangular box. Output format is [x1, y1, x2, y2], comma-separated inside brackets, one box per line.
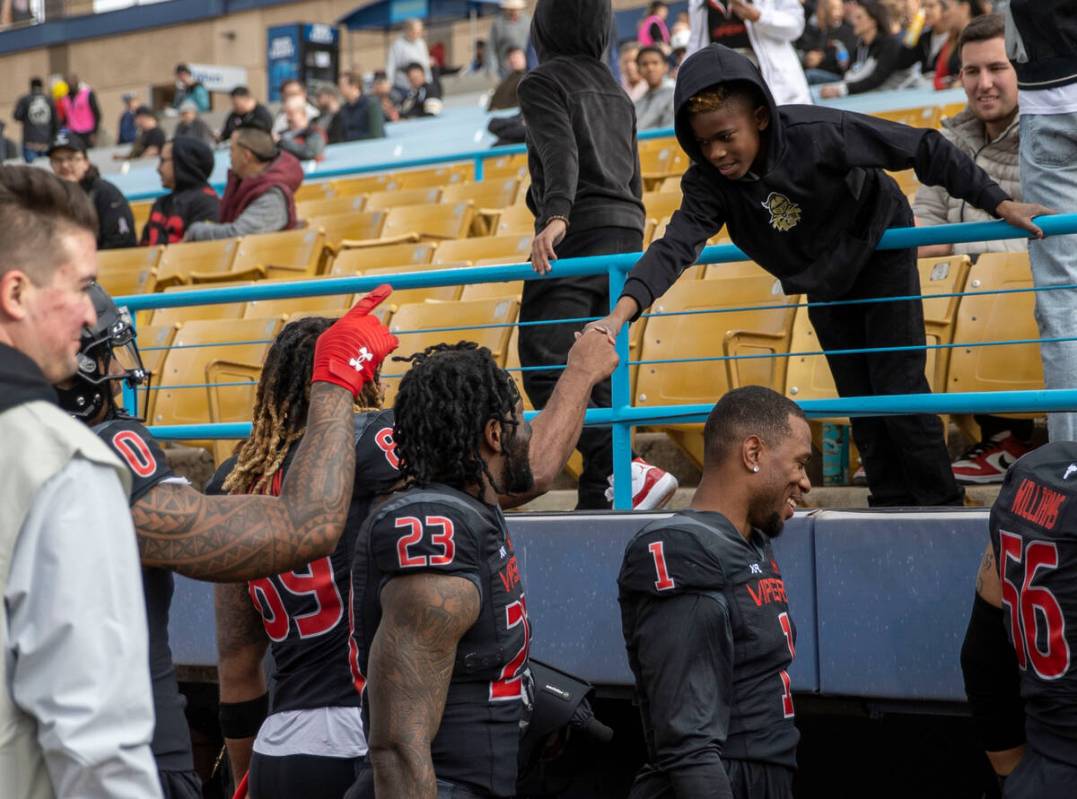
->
[518, 73, 579, 226]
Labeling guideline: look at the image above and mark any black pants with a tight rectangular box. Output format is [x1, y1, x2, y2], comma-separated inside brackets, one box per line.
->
[158, 769, 202, 799]
[975, 415, 1035, 443]
[808, 245, 963, 507]
[1004, 748, 1077, 799]
[519, 226, 643, 509]
[250, 751, 364, 799]
[629, 759, 794, 799]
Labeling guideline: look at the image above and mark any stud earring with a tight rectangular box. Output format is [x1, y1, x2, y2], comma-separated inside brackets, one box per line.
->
[752, 466, 760, 473]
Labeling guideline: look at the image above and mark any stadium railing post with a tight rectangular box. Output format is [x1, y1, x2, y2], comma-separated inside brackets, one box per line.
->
[608, 261, 633, 510]
[473, 155, 485, 182]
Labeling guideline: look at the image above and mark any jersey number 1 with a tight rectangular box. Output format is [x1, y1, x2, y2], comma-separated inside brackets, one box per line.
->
[999, 530, 1072, 680]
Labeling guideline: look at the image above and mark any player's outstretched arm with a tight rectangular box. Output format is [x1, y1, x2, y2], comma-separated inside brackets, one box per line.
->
[960, 542, 1026, 778]
[367, 572, 480, 799]
[215, 582, 269, 786]
[134, 289, 398, 581]
[132, 383, 355, 581]
[498, 327, 619, 509]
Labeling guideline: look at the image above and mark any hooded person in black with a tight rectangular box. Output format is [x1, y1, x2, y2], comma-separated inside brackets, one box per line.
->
[519, 0, 677, 511]
[589, 45, 1050, 508]
[140, 136, 219, 246]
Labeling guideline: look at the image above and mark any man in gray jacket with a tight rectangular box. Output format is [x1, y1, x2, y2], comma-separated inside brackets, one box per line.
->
[634, 45, 676, 130]
[913, 13, 1035, 487]
[0, 165, 161, 799]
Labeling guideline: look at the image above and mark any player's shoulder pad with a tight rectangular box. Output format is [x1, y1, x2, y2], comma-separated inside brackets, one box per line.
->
[368, 486, 491, 574]
[205, 455, 239, 496]
[92, 415, 176, 505]
[619, 514, 729, 596]
[993, 441, 1077, 539]
[353, 409, 401, 493]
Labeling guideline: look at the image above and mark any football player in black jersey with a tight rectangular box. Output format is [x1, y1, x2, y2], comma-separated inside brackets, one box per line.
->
[619, 386, 812, 799]
[209, 316, 401, 799]
[348, 331, 618, 799]
[961, 442, 1077, 798]
[54, 284, 397, 795]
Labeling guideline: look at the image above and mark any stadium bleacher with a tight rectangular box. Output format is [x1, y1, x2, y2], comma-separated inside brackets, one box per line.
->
[107, 97, 1054, 491]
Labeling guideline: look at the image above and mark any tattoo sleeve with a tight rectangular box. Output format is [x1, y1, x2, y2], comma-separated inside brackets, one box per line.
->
[367, 573, 481, 799]
[976, 541, 1003, 608]
[134, 384, 356, 581]
[214, 582, 267, 783]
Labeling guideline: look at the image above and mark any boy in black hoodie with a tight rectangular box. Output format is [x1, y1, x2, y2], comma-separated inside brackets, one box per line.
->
[521, 0, 677, 510]
[141, 136, 220, 246]
[590, 45, 1050, 508]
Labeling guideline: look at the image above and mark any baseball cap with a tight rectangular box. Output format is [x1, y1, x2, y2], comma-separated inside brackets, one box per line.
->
[121, 91, 135, 102]
[500, 0, 526, 9]
[47, 131, 87, 156]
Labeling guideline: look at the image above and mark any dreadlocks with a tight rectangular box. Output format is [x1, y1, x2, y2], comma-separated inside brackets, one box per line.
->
[393, 342, 521, 492]
[223, 315, 383, 495]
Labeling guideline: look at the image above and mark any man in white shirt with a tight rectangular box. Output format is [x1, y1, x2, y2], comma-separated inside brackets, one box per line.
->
[0, 164, 162, 799]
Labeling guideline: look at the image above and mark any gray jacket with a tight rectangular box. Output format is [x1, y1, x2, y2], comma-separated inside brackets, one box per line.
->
[634, 79, 676, 131]
[912, 107, 1024, 256]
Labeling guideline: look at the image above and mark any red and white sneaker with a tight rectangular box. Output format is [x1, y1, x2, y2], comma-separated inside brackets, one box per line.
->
[605, 458, 679, 510]
[952, 432, 1031, 484]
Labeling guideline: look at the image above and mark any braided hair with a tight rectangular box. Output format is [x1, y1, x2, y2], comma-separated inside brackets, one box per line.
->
[393, 342, 521, 492]
[223, 316, 382, 495]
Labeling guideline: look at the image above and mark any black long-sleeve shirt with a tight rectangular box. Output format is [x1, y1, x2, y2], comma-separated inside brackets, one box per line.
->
[619, 510, 799, 797]
[622, 44, 1010, 314]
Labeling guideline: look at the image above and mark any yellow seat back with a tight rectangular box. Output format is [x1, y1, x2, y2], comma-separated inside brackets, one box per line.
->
[156, 238, 240, 288]
[382, 202, 475, 241]
[432, 234, 531, 265]
[365, 187, 443, 211]
[232, 228, 326, 279]
[313, 211, 388, 249]
[329, 243, 437, 275]
[441, 179, 520, 209]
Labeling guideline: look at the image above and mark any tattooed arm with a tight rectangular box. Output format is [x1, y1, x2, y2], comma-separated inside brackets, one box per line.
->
[975, 542, 1003, 608]
[966, 540, 1025, 776]
[499, 327, 618, 510]
[215, 582, 268, 784]
[366, 573, 480, 799]
[133, 384, 356, 582]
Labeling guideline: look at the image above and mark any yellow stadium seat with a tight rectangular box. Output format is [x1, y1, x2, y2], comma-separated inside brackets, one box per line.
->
[242, 290, 354, 319]
[394, 164, 472, 190]
[205, 359, 262, 465]
[129, 202, 154, 241]
[295, 182, 335, 202]
[98, 245, 163, 275]
[433, 234, 531, 265]
[659, 175, 683, 194]
[358, 263, 466, 308]
[919, 254, 972, 390]
[459, 281, 524, 301]
[133, 322, 180, 412]
[643, 192, 684, 223]
[635, 263, 799, 467]
[382, 202, 475, 242]
[150, 284, 249, 327]
[382, 297, 519, 406]
[149, 317, 283, 444]
[364, 187, 442, 211]
[297, 194, 367, 220]
[313, 211, 389, 250]
[156, 239, 241, 289]
[441, 179, 520, 210]
[886, 169, 921, 196]
[483, 153, 528, 180]
[230, 227, 327, 280]
[331, 174, 398, 197]
[947, 252, 1044, 435]
[638, 142, 676, 189]
[328, 242, 437, 275]
[873, 105, 940, 128]
[938, 102, 966, 123]
[99, 266, 157, 298]
[494, 203, 536, 236]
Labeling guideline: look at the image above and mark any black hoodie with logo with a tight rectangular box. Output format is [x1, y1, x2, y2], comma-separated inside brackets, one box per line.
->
[622, 45, 1010, 314]
[518, 0, 645, 235]
[140, 136, 220, 246]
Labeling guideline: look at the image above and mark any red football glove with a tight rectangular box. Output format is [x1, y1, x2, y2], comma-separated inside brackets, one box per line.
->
[312, 285, 399, 398]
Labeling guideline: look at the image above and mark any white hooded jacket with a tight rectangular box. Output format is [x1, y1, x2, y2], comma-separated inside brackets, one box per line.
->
[687, 0, 812, 106]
